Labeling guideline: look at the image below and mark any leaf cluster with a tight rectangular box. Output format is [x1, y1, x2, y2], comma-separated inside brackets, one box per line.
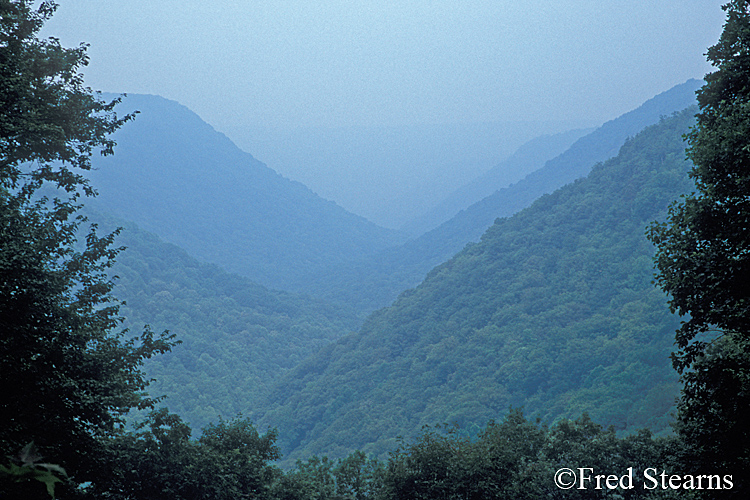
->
[0, 0, 134, 196]
[0, 442, 67, 499]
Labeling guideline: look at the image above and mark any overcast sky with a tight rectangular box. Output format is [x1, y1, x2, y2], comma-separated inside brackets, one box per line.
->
[44, 1, 726, 136]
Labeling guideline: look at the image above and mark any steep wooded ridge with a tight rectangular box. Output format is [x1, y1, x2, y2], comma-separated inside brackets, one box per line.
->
[81, 83, 700, 316]
[85, 94, 406, 293]
[84, 211, 361, 431]
[300, 79, 702, 311]
[400, 127, 593, 236]
[253, 107, 697, 464]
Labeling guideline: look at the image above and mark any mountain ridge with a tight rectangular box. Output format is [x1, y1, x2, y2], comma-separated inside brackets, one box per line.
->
[236, 119, 597, 229]
[252, 106, 698, 465]
[86, 93, 406, 293]
[296, 79, 703, 311]
[401, 126, 594, 236]
[80, 208, 363, 432]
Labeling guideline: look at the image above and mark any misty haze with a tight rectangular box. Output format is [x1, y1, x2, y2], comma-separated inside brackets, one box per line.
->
[4, 1, 747, 498]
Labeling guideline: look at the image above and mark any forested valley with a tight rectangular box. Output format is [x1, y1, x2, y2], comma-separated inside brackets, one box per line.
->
[2, 1, 749, 499]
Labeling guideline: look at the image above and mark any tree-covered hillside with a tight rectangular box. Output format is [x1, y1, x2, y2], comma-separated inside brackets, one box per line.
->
[299, 79, 702, 312]
[401, 126, 593, 236]
[253, 107, 698, 464]
[84, 94, 406, 294]
[88, 212, 362, 432]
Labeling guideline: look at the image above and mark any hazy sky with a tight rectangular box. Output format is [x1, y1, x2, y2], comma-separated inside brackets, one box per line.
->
[44, 1, 726, 135]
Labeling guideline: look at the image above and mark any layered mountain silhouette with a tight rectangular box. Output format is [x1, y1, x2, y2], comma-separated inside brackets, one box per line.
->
[86, 94, 406, 293]
[82, 83, 700, 464]
[298, 79, 702, 311]
[401, 126, 594, 236]
[87, 81, 698, 313]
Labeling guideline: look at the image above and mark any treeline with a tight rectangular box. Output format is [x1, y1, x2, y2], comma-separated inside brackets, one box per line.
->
[4, 405, 709, 499]
[2, 404, 736, 499]
[45, 408, 712, 500]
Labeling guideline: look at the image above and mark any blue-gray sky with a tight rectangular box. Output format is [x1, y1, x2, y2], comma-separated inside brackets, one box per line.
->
[45, 1, 725, 132]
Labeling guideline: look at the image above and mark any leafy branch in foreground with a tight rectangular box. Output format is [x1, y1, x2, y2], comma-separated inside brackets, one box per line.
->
[0, 442, 67, 499]
[648, 0, 750, 372]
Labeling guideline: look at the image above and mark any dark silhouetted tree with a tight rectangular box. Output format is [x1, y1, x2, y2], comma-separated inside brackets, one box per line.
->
[648, 0, 750, 371]
[648, 1, 750, 495]
[1, 1, 176, 496]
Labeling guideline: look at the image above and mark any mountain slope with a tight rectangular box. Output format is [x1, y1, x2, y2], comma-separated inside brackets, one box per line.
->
[401, 127, 594, 236]
[238, 120, 594, 230]
[88, 211, 362, 432]
[86, 94, 405, 293]
[253, 107, 697, 464]
[420, 78, 703, 249]
[299, 79, 702, 311]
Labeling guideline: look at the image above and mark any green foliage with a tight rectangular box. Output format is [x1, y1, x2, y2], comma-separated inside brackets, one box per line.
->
[0, 442, 67, 499]
[673, 332, 750, 492]
[0, 0, 176, 493]
[648, 3, 750, 495]
[333, 450, 383, 500]
[300, 80, 702, 312]
[93, 409, 282, 500]
[80, 83, 698, 314]
[362, 410, 680, 500]
[279, 456, 338, 500]
[78, 410, 686, 500]
[3, 3, 739, 498]
[92, 213, 362, 432]
[255, 108, 698, 464]
[0, 0, 133, 195]
[649, 2, 750, 372]
[270, 451, 383, 500]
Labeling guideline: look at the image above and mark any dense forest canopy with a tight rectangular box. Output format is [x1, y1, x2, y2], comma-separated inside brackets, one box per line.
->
[648, 0, 750, 491]
[97, 211, 362, 431]
[253, 107, 698, 464]
[2, 1, 749, 499]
